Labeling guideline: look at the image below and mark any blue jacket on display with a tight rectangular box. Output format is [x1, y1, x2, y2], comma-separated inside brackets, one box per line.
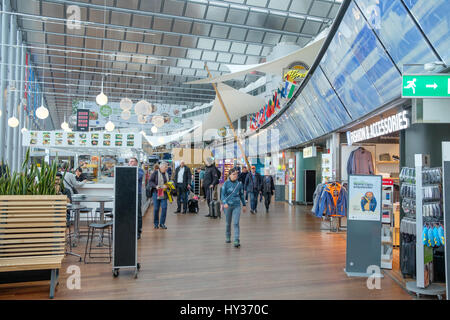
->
[315, 183, 347, 217]
[360, 193, 377, 212]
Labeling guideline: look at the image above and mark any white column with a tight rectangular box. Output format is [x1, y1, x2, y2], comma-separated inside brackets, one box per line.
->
[12, 30, 20, 171]
[0, 0, 9, 163]
[6, 13, 16, 169]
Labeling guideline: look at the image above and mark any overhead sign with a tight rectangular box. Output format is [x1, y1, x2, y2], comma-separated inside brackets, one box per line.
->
[76, 109, 90, 132]
[347, 111, 409, 145]
[303, 146, 317, 158]
[22, 131, 142, 149]
[402, 74, 450, 98]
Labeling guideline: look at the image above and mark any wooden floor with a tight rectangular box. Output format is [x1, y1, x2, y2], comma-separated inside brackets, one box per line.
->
[0, 200, 414, 300]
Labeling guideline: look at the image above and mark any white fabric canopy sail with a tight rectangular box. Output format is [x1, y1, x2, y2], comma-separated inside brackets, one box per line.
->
[186, 36, 326, 85]
[143, 124, 201, 147]
[201, 83, 265, 134]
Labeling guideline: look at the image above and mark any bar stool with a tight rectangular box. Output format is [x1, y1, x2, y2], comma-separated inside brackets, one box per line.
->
[95, 207, 113, 223]
[84, 221, 113, 264]
[65, 209, 82, 261]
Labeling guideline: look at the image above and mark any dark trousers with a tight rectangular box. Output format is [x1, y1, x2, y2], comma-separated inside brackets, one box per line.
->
[138, 193, 142, 234]
[263, 192, 272, 210]
[176, 184, 188, 212]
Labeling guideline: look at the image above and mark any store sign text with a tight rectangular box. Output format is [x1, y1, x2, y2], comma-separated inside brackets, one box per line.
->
[347, 111, 409, 145]
[303, 146, 317, 158]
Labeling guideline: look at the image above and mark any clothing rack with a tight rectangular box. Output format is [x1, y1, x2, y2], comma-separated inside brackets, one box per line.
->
[313, 180, 348, 233]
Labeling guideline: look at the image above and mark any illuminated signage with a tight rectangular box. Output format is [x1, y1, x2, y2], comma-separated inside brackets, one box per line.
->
[303, 146, 317, 158]
[347, 111, 409, 145]
[76, 109, 90, 132]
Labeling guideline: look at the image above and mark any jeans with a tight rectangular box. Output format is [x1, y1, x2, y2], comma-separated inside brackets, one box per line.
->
[153, 192, 167, 226]
[176, 184, 187, 212]
[138, 193, 142, 234]
[224, 205, 241, 241]
[249, 191, 258, 211]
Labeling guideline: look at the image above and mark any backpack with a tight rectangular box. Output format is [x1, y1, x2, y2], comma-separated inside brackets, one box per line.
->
[188, 199, 199, 213]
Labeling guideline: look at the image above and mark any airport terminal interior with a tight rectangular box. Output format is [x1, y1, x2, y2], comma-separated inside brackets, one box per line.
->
[0, 0, 449, 301]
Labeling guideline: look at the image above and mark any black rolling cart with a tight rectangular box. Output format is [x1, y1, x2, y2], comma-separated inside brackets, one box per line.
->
[112, 166, 141, 278]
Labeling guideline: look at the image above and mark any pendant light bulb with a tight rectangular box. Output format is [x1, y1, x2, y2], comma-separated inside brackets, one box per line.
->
[105, 120, 115, 132]
[8, 116, 19, 128]
[96, 79, 108, 106]
[151, 126, 158, 134]
[61, 121, 69, 130]
[36, 105, 49, 120]
[21, 127, 28, 134]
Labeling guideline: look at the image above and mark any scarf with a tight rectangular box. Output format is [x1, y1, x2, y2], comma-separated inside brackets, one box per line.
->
[157, 170, 168, 188]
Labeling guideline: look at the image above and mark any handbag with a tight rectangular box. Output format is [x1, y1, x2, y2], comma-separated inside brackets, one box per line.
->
[157, 188, 165, 199]
[64, 177, 78, 194]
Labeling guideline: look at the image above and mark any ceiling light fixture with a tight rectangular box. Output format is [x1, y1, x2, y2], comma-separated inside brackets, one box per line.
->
[105, 120, 115, 131]
[151, 126, 158, 134]
[36, 95, 49, 119]
[96, 77, 108, 106]
[8, 116, 19, 128]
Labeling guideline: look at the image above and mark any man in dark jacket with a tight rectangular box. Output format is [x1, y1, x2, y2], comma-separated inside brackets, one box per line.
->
[244, 165, 262, 214]
[238, 166, 248, 184]
[173, 161, 192, 214]
[262, 169, 275, 213]
[203, 157, 220, 217]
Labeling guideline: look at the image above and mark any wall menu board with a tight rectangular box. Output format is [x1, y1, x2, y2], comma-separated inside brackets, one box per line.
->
[22, 131, 142, 149]
[76, 109, 90, 132]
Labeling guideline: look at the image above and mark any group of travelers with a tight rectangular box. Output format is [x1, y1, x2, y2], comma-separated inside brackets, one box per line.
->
[146, 157, 275, 248]
[56, 157, 275, 249]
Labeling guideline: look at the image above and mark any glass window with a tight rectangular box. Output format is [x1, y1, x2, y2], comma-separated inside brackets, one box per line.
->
[403, 0, 450, 65]
[320, 3, 389, 119]
[356, 0, 439, 70]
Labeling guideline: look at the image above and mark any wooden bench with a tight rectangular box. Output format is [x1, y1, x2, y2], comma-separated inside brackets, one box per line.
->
[0, 195, 67, 299]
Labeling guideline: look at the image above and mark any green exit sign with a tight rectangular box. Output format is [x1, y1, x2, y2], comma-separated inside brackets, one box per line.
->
[402, 74, 450, 98]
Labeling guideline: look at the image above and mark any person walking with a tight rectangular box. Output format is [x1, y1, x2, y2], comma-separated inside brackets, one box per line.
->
[262, 169, 275, 213]
[173, 161, 192, 214]
[244, 165, 262, 214]
[221, 168, 246, 248]
[203, 157, 220, 217]
[147, 161, 170, 229]
[129, 157, 145, 239]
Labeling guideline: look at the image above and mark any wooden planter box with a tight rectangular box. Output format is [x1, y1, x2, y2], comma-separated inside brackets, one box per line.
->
[0, 195, 68, 298]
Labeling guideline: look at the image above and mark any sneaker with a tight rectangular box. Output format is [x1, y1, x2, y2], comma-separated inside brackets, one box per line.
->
[226, 238, 231, 243]
[137, 233, 141, 239]
[266, 208, 269, 213]
[154, 225, 159, 229]
[174, 210, 181, 214]
[204, 214, 211, 217]
[159, 224, 167, 229]
[234, 239, 240, 248]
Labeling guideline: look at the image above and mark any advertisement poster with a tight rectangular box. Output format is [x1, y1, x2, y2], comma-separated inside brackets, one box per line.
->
[275, 171, 285, 185]
[348, 175, 382, 221]
[321, 153, 332, 183]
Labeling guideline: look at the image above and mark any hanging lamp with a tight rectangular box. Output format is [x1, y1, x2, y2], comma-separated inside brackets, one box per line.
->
[96, 76, 108, 106]
[36, 95, 49, 119]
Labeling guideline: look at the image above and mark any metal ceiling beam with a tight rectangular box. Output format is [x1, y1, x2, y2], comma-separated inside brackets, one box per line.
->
[34, 75, 217, 93]
[20, 27, 266, 59]
[25, 48, 233, 76]
[40, 0, 314, 39]
[11, 11, 277, 49]
[27, 80, 217, 98]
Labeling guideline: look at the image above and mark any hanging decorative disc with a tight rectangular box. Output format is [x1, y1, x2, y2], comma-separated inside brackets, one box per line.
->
[120, 98, 133, 110]
[121, 110, 131, 120]
[138, 114, 147, 124]
[152, 115, 164, 128]
[135, 99, 152, 115]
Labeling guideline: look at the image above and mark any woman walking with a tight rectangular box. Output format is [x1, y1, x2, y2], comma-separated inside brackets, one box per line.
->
[221, 168, 246, 248]
[147, 161, 170, 229]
